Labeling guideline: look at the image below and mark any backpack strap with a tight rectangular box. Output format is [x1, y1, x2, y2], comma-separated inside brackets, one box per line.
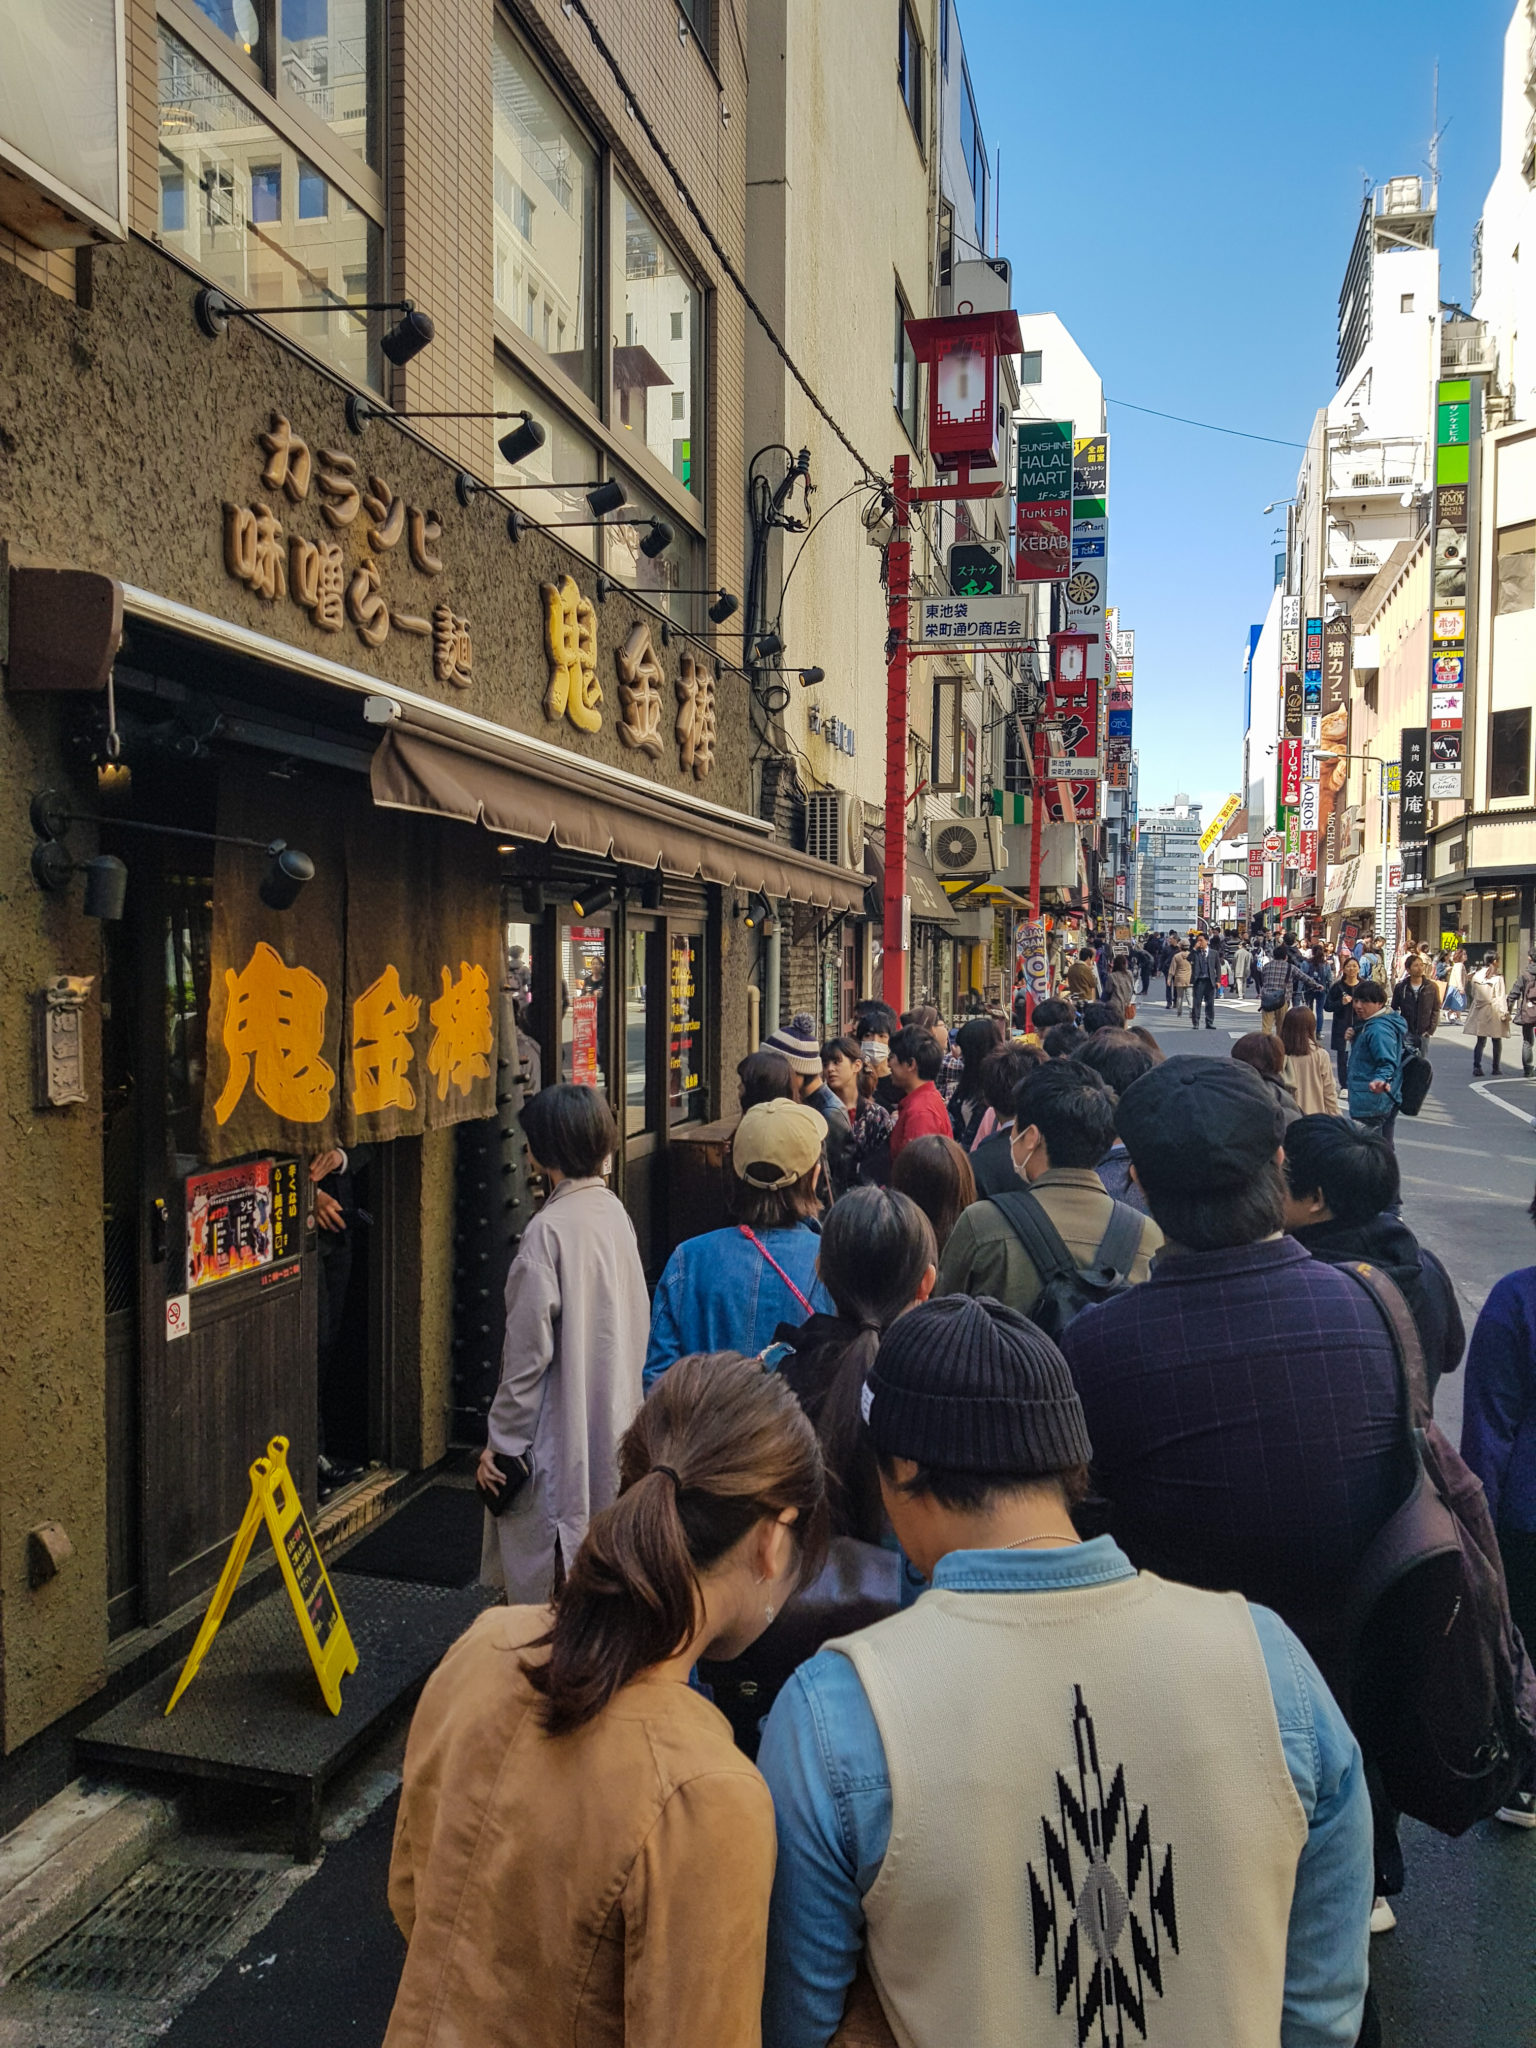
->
[1093, 1200, 1146, 1282]
[987, 1188, 1077, 1288]
[1335, 1259, 1432, 1434]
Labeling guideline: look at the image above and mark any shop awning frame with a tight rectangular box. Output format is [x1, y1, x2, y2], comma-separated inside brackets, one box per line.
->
[119, 585, 866, 912]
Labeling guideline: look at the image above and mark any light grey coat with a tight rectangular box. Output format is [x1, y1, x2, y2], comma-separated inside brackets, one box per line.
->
[1462, 967, 1511, 1040]
[480, 1176, 649, 1602]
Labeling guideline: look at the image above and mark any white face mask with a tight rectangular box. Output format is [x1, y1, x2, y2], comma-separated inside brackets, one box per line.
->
[861, 1038, 889, 1064]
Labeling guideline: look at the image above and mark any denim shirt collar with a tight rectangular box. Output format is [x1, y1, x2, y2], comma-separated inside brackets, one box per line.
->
[929, 1533, 1135, 1593]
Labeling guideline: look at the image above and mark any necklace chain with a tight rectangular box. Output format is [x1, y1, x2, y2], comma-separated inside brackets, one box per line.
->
[999, 1532, 1082, 1549]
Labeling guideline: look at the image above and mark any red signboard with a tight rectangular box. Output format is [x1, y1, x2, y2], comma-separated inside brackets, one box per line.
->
[1247, 849, 1264, 880]
[1045, 678, 1100, 822]
[1280, 738, 1302, 809]
[1300, 829, 1318, 874]
[1015, 499, 1072, 580]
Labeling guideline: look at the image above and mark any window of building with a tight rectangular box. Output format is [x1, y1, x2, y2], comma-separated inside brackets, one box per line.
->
[1021, 349, 1042, 384]
[297, 160, 328, 218]
[1497, 522, 1536, 614]
[940, 0, 949, 70]
[894, 287, 919, 444]
[897, 0, 923, 140]
[603, 463, 702, 622]
[613, 179, 698, 496]
[492, 18, 600, 400]
[250, 162, 282, 221]
[160, 172, 187, 234]
[1490, 707, 1532, 799]
[493, 353, 598, 562]
[960, 64, 987, 234]
[1400, 292, 1414, 313]
[157, 23, 382, 388]
[278, 0, 384, 169]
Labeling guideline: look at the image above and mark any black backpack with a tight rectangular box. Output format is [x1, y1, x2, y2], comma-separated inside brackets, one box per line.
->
[1339, 1261, 1536, 1835]
[988, 1188, 1146, 1342]
[1399, 1049, 1434, 1117]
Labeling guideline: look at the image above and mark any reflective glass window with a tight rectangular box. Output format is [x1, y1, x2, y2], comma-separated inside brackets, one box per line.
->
[625, 930, 652, 1136]
[158, 24, 382, 390]
[603, 466, 701, 624]
[668, 933, 705, 1121]
[614, 181, 698, 496]
[279, 0, 383, 168]
[493, 355, 598, 561]
[492, 21, 600, 402]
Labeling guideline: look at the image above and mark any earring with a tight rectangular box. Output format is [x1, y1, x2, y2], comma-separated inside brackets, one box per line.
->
[764, 1601, 776, 1625]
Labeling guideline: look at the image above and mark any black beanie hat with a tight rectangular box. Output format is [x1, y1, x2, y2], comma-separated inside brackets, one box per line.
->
[864, 1294, 1092, 1473]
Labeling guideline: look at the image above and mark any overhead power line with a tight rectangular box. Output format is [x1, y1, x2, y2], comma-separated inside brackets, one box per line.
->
[561, 0, 884, 485]
[1106, 397, 1309, 450]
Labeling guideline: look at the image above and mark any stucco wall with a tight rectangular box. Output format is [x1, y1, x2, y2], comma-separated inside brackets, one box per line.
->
[0, 681, 108, 1750]
[0, 239, 753, 817]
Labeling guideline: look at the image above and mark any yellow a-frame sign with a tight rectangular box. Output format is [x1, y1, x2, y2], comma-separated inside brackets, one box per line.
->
[166, 1435, 359, 1717]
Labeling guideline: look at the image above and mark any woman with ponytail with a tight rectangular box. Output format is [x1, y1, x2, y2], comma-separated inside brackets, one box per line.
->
[770, 1187, 937, 1544]
[385, 1353, 827, 2048]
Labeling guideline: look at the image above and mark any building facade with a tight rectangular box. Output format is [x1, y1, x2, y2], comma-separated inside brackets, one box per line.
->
[0, 0, 869, 1767]
[1136, 797, 1202, 932]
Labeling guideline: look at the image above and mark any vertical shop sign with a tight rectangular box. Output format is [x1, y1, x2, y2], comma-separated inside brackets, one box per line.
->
[1427, 379, 1472, 800]
[1016, 421, 1073, 580]
[1280, 737, 1303, 808]
[1045, 677, 1101, 821]
[667, 932, 703, 1112]
[1399, 727, 1428, 845]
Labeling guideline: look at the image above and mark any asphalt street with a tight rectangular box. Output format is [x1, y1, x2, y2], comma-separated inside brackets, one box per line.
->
[12, 991, 1534, 2048]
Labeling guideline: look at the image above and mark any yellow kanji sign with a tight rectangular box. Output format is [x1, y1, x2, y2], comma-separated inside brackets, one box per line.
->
[165, 1435, 357, 1717]
[214, 941, 335, 1127]
[351, 963, 421, 1114]
[427, 960, 493, 1100]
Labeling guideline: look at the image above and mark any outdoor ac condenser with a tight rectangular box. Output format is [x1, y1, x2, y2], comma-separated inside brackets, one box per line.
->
[804, 790, 865, 870]
[932, 815, 1004, 879]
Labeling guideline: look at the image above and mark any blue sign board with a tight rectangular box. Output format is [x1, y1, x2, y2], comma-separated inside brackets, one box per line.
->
[1108, 709, 1133, 737]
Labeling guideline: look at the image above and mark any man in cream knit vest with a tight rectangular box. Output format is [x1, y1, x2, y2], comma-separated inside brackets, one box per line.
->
[759, 1295, 1372, 2048]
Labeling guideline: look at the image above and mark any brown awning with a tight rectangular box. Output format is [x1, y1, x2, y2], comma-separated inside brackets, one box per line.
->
[370, 723, 866, 911]
[863, 830, 958, 926]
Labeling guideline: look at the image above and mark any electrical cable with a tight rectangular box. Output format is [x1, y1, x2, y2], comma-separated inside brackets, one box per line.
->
[560, 0, 884, 486]
[1105, 397, 1309, 449]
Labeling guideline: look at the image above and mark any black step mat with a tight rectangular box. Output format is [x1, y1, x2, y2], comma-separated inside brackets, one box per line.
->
[335, 1483, 485, 1588]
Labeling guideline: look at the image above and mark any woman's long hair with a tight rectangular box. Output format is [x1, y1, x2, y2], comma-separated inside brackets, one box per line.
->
[954, 1016, 1005, 1107]
[524, 1354, 827, 1733]
[812, 1188, 936, 1540]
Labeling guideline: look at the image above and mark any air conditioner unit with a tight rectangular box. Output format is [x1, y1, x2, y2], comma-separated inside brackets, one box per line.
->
[804, 790, 865, 869]
[932, 815, 1004, 878]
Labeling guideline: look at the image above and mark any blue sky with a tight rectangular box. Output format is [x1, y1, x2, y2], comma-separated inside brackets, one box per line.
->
[962, 0, 1509, 822]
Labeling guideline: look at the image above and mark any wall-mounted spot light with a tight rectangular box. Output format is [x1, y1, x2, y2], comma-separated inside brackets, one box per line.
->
[640, 518, 674, 560]
[571, 884, 616, 920]
[754, 631, 783, 662]
[521, 879, 546, 916]
[346, 393, 546, 468]
[29, 791, 314, 920]
[260, 843, 314, 911]
[798, 666, 826, 687]
[195, 287, 435, 366]
[743, 889, 773, 929]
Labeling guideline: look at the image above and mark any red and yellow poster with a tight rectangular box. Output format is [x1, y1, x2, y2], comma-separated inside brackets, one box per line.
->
[186, 1159, 299, 1289]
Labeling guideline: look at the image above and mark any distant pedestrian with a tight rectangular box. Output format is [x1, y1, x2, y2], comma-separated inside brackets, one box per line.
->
[1465, 950, 1511, 1076]
[967, 1039, 1044, 1196]
[1346, 981, 1407, 1148]
[1280, 1005, 1342, 1117]
[1391, 954, 1442, 1052]
[1509, 951, 1536, 1076]
[645, 1100, 832, 1386]
[390, 1353, 828, 2048]
[1305, 945, 1334, 1029]
[479, 1086, 650, 1604]
[1168, 943, 1191, 1014]
[1231, 1030, 1302, 1127]
[1188, 933, 1218, 1030]
[1108, 953, 1137, 1014]
[937, 1060, 1160, 1317]
[1232, 936, 1252, 994]
[1325, 954, 1362, 1092]
[1281, 1115, 1463, 1394]
[886, 1026, 956, 1161]
[1065, 946, 1100, 1005]
[889, 1133, 977, 1261]
[1462, 1184, 1536, 1827]
[1257, 942, 1304, 1036]
[948, 1017, 1005, 1149]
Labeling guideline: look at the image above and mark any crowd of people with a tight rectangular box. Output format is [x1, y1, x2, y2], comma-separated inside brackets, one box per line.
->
[385, 948, 1536, 2048]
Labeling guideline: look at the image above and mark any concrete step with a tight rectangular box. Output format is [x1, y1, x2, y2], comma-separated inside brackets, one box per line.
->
[0, 1779, 181, 1986]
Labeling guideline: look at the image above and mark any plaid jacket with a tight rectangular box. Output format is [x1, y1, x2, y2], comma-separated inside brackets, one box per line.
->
[1061, 1235, 1407, 1688]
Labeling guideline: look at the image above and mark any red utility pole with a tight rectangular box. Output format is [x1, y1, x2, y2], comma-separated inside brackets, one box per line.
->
[882, 454, 911, 1013]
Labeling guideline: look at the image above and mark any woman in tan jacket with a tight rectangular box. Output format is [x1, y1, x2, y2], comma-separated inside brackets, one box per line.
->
[385, 1352, 828, 2048]
[1280, 1006, 1342, 1117]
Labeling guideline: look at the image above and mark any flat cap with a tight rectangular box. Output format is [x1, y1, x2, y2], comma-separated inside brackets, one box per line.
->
[1114, 1055, 1284, 1195]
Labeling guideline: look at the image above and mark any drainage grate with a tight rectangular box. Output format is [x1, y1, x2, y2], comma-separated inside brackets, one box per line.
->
[20, 1861, 277, 2000]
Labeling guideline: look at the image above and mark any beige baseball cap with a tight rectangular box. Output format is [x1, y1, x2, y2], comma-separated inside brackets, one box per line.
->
[732, 1098, 825, 1190]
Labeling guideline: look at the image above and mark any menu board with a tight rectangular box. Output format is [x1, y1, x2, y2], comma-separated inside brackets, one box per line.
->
[668, 932, 703, 1117]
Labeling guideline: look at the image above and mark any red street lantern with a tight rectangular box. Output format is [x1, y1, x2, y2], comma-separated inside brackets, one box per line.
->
[902, 304, 1024, 470]
[1048, 631, 1093, 703]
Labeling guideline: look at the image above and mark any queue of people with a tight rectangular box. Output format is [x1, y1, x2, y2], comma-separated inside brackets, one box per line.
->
[386, 969, 1535, 2048]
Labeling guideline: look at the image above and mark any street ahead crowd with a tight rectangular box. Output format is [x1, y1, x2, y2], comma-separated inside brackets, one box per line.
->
[380, 962, 1536, 2048]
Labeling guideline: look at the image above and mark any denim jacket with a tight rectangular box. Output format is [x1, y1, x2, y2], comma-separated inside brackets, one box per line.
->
[643, 1223, 832, 1388]
[1347, 1008, 1408, 1120]
[758, 1539, 1371, 2048]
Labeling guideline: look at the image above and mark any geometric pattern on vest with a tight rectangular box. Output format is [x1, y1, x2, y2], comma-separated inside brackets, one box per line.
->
[1027, 1685, 1179, 2046]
